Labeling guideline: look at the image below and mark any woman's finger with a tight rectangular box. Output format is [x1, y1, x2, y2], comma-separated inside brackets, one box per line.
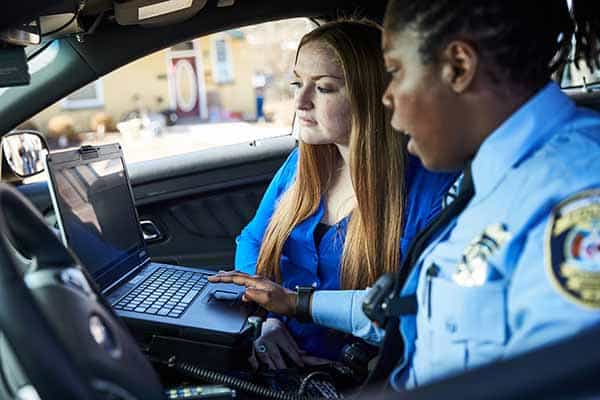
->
[281, 324, 303, 355]
[208, 271, 253, 284]
[256, 349, 276, 370]
[209, 272, 272, 290]
[268, 345, 287, 370]
[248, 350, 259, 370]
[275, 329, 304, 366]
[279, 341, 304, 367]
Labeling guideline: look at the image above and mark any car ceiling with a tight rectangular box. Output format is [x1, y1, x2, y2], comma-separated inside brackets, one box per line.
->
[0, 0, 387, 134]
[0, 0, 64, 30]
[73, 0, 387, 76]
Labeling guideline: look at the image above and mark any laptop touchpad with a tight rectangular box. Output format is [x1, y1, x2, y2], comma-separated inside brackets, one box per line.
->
[210, 290, 241, 303]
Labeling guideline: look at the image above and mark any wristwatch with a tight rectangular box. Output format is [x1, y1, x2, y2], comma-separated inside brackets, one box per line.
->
[295, 285, 315, 323]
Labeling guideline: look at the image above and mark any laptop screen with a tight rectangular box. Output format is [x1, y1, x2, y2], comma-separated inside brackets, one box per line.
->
[50, 155, 144, 286]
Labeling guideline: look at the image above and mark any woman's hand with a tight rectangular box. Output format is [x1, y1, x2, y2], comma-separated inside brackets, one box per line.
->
[250, 318, 305, 370]
[208, 271, 297, 316]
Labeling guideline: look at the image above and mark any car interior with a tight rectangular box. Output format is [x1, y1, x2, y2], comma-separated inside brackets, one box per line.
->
[0, 1, 599, 399]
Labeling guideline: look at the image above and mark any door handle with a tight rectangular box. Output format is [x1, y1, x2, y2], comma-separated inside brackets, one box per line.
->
[140, 220, 162, 242]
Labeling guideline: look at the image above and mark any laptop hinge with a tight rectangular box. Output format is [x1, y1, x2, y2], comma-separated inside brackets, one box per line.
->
[102, 257, 151, 294]
[79, 145, 98, 160]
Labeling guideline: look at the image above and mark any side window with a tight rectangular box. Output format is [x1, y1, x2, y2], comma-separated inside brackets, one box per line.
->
[61, 81, 104, 110]
[212, 36, 234, 84]
[28, 18, 315, 163]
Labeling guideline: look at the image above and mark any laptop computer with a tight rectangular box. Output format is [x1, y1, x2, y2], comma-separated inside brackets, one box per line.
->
[44, 143, 253, 343]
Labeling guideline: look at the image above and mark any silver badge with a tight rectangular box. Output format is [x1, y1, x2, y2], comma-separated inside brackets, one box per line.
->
[453, 223, 512, 286]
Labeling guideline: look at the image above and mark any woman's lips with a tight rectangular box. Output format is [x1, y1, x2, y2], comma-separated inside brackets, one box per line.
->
[298, 117, 317, 126]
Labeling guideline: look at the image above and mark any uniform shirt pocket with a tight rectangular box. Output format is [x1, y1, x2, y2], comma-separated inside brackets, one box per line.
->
[427, 277, 507, 372]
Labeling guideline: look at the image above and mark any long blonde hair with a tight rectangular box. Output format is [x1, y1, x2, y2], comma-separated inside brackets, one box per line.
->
[255, 20, 407, 290]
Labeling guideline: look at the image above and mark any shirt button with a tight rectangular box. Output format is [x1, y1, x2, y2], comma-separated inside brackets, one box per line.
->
[445, 319, 457, 334]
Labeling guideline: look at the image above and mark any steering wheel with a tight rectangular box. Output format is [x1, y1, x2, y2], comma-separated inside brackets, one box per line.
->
[0, 184, 165, 400]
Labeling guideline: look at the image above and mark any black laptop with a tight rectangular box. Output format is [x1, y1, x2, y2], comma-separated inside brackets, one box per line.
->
[44, 143, 252, 343]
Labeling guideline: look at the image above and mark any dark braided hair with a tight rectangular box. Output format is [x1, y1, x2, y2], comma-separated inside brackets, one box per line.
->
[384, 0, 600, 88]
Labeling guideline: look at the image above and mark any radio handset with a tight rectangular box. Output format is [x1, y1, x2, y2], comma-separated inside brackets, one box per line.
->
[362, 273, 417, 328]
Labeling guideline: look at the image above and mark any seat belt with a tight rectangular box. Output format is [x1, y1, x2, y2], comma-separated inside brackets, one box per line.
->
[364, 165, 475, 385]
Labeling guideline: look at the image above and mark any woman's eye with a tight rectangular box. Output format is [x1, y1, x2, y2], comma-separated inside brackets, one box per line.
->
[317, 86, 334, 94]
[289, 81, 302, 88]
[386, 67, 400, 78]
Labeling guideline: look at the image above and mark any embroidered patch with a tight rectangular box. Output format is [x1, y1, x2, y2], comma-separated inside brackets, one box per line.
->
[546, 189, 600, 309]
[453, 223, 512, 286]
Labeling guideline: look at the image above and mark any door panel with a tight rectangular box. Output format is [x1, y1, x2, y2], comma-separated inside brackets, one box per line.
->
[17, 135, 296, 271]
[135, 181, 270, 268]
[130, 136, 296, 269]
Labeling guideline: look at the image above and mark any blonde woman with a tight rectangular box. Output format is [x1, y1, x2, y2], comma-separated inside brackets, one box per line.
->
[212, 20, 456, 369]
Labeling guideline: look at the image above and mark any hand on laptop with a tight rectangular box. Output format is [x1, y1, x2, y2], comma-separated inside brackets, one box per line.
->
[208, 271, 297, 316]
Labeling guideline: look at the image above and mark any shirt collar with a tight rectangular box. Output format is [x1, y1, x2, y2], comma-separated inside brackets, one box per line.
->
[471, 82, 576, 198]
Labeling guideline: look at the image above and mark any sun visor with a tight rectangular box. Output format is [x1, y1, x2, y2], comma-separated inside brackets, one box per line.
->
[0, 46, 30, 87]
[113, 0, 208, 26]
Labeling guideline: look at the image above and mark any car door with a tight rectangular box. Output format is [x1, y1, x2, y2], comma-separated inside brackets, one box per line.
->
[129, 135, 295, 269]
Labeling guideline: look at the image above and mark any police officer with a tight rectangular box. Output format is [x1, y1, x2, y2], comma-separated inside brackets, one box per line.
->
[209, 0, 600, 391]
[376, 0, 600, 389]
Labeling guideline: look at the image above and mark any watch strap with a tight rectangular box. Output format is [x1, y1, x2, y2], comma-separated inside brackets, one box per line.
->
[295, 286, 315, 323]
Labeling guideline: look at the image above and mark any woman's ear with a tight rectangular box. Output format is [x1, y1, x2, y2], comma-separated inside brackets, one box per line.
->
[439, 40, 479, 93]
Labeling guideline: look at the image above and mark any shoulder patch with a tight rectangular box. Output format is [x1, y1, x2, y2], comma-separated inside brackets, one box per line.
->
[546, 189, 600, 309]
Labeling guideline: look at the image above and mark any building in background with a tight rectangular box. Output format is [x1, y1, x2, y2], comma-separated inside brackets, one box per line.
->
[31, 18, 314, 136]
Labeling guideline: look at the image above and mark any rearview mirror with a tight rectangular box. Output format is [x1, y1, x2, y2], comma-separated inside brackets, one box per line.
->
[1, 130, 48, 177]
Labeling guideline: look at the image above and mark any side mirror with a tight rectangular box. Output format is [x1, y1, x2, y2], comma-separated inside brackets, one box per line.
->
[1, 130, 48, 178]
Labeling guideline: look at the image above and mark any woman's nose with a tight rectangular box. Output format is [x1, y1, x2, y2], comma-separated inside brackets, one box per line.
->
[295, 86, 313, 110]
[382, 85, 393, 109]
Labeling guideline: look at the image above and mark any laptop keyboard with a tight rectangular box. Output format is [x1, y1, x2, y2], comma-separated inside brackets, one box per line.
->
[113, 266, 209, 318]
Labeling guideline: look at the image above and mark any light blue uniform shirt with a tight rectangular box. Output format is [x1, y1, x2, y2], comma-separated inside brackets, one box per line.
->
[395, 82, 600, 389]
[312, 82, 600, 388]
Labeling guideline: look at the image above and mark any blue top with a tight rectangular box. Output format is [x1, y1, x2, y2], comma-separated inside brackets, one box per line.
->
[311, 82, 600, 387]
[235, 147, 457, 360]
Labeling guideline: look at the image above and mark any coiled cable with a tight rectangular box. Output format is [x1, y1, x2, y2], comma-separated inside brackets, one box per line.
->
[174, 359, 312, 400]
